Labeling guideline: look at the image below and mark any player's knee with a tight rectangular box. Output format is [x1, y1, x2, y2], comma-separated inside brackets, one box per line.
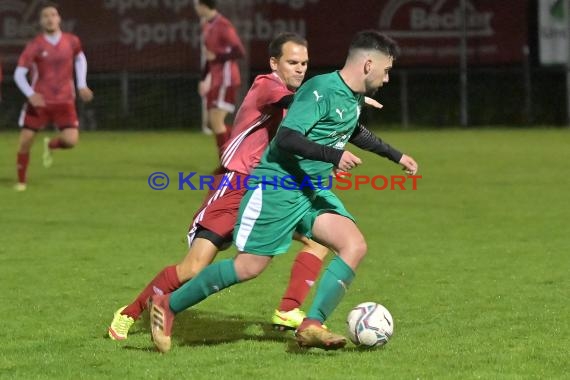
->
[234, 258, 266, 281]
[235, 265, 262, 281]
[62, 137, 78, 148]
[345, 238, 368, 261]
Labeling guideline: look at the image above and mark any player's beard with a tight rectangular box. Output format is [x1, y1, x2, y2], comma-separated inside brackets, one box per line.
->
[364, 79, 381, 97]
[364, 86, 379, 97]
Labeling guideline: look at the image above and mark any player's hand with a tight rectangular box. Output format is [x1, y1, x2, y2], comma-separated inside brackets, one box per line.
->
[332, 167, 349, 178]
[198, 80, 210, 97]
[399, 154, 418, 175]
[337, 151, 362, 172]
[78, 87, 94, 103]
[28, 93, 45, 108]
[364, 97, 383, 109]
[205, 50, 216, 61]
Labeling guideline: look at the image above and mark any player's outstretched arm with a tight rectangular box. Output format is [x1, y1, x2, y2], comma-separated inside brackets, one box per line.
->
[348, 123, 418, 174]
[275, 126, 362, 171]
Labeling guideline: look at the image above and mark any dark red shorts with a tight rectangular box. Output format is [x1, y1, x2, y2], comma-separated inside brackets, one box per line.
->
[206, 85, 238, 113]
[187, 171, 247, 246]
[19, 102, 78, 130]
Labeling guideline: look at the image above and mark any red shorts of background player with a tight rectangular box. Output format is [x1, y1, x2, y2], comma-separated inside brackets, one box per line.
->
[18, 102, 78, 131]
[206, 85, 239, 113]
[187, 171, 247, 249]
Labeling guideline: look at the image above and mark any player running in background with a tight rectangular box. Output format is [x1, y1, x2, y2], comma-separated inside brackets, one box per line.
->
[13, 3, 93, 192]
[109, 33, 331, 340]
[194, 0, 245, 155]
[149, 30, 419, 352]
[199, 16, 212, 136]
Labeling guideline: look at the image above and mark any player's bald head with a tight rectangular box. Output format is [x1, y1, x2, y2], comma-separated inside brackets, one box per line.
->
[347, 30, 399, 62]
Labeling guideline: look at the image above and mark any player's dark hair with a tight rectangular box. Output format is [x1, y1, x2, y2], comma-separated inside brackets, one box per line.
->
[198, 0, 217, 9]
[269, 33, 308, 59]
[39, 2, 60, 16]
[348, 30, 400, 59]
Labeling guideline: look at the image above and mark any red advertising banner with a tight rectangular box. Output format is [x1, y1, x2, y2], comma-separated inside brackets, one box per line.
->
[0, 0, 528, 72]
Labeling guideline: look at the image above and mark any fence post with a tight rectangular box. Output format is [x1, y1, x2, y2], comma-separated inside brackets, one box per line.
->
[400, 70, 409, 128]
[566, 0, 570, 126]
[121, 71, 129, 117]
[523, 45, 533, 125]
[459, 0, 469, 127]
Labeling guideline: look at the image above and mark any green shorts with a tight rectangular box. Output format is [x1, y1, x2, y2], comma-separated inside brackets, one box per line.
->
[233, 186, 354, 255]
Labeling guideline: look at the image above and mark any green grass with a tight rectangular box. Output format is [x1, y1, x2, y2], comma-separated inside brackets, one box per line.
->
[0, 129, 568, 379]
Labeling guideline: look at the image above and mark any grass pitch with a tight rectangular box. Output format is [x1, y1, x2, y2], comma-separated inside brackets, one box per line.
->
[0, 129, 568, 379]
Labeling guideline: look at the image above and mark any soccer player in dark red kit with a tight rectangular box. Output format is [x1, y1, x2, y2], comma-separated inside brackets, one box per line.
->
[194, 0, 245, 156]
[109, 33, 332, 340]
[13, 3, 93, 192]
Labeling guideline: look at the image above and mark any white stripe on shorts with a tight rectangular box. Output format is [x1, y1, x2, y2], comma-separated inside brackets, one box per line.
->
[235, 187, 263, 251]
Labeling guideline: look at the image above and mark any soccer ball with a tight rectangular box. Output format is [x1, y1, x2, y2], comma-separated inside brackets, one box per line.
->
[346, 302, 394, 348]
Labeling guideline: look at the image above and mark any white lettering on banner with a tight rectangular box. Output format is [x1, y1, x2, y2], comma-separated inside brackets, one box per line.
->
[104, 0, 319, 14]
[402, 44, 498, 58]
[235, 13, 306, 42]
[120, 18, 200, 50]
[236, 0, 319, 11]
[379, 0, 494, 38]
[104, 0, 193, 15]
[118, 13, 305, 50]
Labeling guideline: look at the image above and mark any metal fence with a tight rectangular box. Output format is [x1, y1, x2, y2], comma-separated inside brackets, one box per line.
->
[2, 0, 570, 130]
[0, 64, 568, 131]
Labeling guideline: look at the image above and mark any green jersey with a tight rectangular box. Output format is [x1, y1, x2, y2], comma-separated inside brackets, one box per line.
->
[254, 71, 364, 183]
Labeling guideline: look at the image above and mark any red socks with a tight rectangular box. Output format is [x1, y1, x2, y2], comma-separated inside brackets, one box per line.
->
[278, 251, 324, 312]
[48, 138, 68, 149]
[17, 152, 30, 183]
[122, 265, 182, 319]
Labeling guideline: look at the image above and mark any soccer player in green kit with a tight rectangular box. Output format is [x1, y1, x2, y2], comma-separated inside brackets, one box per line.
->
[150, 30, 419, 352]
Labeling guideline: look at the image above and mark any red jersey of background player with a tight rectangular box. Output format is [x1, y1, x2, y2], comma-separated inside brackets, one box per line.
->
[202, 14, 245, 88]
[17, 33, 82, 104]
[220, 73, 293, 175]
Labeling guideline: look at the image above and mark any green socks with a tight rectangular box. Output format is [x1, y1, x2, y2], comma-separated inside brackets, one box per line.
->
[169, 259, 239, 313]
[307, 255, 355, 323]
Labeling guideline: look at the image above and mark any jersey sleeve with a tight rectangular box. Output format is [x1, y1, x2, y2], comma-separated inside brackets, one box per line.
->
[71, 35, 83, 56]
[280, 80, 330, 135]
[17, 42, 37, 69]
[255, 77, 292, 110]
